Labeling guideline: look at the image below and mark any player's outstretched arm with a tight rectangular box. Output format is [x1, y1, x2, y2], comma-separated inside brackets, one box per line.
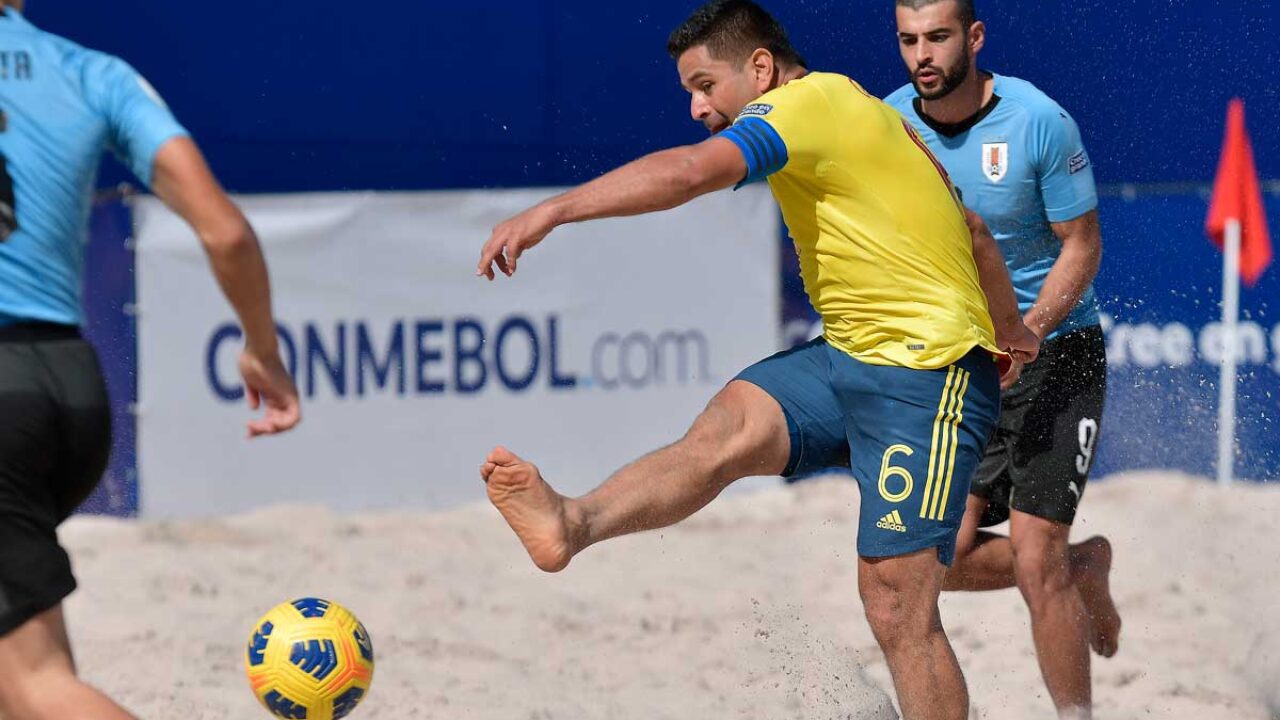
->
[150, 137, 301, 438]
[966, 208, 1040, 383]
[1024, 210, 1102, 339]
[476, 137, 747, 280]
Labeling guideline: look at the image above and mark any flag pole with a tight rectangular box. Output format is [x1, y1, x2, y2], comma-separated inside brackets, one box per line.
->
[1217, 217, 1242, 486]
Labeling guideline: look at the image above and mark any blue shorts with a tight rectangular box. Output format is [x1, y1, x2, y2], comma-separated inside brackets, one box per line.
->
[736, 338, 1001, 565]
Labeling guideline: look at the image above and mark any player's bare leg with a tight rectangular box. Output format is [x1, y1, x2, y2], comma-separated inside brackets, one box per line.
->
[1071, 535, 1121, 658]
[482, 380, 791, 573]
[944, 498, 1122, 660]
[860, 548, 968, 720]
[1010, 511, 1092, 719]
[0, 605, 137, 720]
[943, 495, 1015, 591]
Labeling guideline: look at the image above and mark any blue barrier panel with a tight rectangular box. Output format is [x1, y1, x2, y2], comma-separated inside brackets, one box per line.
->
[79, 194, 139, 516]
[780, 190, 1280, 481]
[1092, 191, 1278, 480]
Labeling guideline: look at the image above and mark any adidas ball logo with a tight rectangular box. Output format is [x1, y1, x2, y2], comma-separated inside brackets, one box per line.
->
[876, 510, 908, 533]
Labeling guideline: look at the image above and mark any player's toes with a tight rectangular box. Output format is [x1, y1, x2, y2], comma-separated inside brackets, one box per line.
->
[1092, 627, 1119, 658]
[486, 445, 521, 466]
[1093, 612, 1122, 658]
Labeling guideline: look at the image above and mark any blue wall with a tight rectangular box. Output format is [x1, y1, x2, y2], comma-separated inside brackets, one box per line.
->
[31, 0, 1280, 192]
[53, 0, 1278, 512]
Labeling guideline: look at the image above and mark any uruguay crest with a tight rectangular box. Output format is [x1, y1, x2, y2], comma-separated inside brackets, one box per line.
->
[981, 142, 1008, 183]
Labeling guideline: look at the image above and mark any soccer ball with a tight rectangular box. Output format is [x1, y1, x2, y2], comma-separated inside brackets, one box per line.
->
[244, 597, 375, 720]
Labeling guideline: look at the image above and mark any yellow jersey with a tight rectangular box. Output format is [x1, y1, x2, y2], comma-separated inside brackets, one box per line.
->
[720, 72, 1000, 369]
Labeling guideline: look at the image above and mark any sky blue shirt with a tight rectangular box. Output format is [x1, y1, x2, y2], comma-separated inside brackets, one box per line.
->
[0, 9, 187, 326]
[885, 74, 1100, 339]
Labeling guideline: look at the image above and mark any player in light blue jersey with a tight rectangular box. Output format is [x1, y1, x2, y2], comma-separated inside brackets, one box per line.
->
[0, 3, 299, 718]
[887, 1, 1121, 718]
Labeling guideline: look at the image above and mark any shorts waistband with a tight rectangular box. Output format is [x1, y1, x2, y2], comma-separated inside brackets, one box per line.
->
[0, 321, 82, 343]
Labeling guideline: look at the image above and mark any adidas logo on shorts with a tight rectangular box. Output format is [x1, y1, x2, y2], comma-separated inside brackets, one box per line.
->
[876, 510, 908, 533]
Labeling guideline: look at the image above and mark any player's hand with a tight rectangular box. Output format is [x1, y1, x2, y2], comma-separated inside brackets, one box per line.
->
[999, 356, 1025, 390]
[239, 349, 301, 438]
[476, 204, 557, 280]
[998, 320, 1041, 365]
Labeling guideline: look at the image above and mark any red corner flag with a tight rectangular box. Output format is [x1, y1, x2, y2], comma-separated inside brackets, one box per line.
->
[1206, 99, 1272, 286]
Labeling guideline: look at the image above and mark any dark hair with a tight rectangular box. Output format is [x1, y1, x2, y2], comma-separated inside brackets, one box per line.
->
[896, 0, 977, 29]
[667, 0, 806, 68]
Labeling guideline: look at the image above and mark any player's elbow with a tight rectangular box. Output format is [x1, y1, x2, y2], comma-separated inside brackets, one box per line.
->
[199, 215, 256, 259]
[967, 214, 998, 257]
[1063, 227, 1103, 277]
[1086, 238, 1103, 279]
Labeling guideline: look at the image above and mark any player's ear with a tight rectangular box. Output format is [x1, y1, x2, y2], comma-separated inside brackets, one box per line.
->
[749, 48, 775, 91]
[969, 20, 986, 55]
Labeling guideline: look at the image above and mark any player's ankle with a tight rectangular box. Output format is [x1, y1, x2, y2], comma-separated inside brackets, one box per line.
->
[562, 498, 591, 555]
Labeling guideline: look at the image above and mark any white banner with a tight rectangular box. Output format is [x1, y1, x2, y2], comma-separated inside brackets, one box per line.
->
[135, 189, 780, 517]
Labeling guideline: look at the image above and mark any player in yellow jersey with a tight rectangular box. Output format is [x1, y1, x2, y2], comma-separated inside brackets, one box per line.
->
[475, 2, 1038, 717]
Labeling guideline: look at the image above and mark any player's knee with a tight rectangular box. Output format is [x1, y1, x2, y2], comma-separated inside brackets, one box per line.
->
[1012, 541, 1073, 605]
[860, 584, 936, 650]
[0, 640, 80, 720]
[679, 415, 741, 481]
[684, 391, 783, 483]
[0, 668, 61, 720]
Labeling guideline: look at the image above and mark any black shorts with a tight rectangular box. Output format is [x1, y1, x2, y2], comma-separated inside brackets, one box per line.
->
[0, 322, 111, 636]
[972, 325, 1106, 527]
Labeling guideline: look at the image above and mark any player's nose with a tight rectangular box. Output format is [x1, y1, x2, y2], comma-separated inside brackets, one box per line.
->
[690, 94, 711, 122]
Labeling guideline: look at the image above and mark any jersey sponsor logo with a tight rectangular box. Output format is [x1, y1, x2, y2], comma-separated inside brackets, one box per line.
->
[737, 103, 773, 118]
[981, 142, 1009, 183]
[1068, 150, 1090, 175]
[876, 510, 908, 533]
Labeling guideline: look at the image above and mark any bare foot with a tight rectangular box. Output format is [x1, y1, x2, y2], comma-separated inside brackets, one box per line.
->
[1072, 535, 1122, 658]
[481, 446, 575, 573]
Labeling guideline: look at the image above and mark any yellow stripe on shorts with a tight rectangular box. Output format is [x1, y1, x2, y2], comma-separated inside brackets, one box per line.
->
[920, 366, 956, 520]
[921, 366, 970, 521]
[931, 369, 970, 521]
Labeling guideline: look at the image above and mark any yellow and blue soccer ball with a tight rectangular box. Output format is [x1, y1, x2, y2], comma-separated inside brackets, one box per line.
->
[244, 597, 375, 720]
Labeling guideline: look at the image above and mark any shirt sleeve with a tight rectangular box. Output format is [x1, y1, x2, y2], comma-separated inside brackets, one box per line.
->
[1032, 103, 1097, 223]
[80, 52, 189, 188]
[718, 81, 827, 188]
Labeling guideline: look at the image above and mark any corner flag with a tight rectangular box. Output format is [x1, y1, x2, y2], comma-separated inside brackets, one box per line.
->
[1206, 99, 1272, 485]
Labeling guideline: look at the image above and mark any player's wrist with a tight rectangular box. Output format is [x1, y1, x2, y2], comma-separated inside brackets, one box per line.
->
[538, 197, 568, 228]
[243, 332, 280, 360]
[1021, 313, 1050, 340]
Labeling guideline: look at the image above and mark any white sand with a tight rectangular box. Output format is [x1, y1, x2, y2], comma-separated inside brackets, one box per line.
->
[60, 472, 1279, 720]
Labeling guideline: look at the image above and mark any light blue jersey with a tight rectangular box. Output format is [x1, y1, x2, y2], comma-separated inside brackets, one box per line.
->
[885, 74, 1100, 339]
[0, 9, 186, 326]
